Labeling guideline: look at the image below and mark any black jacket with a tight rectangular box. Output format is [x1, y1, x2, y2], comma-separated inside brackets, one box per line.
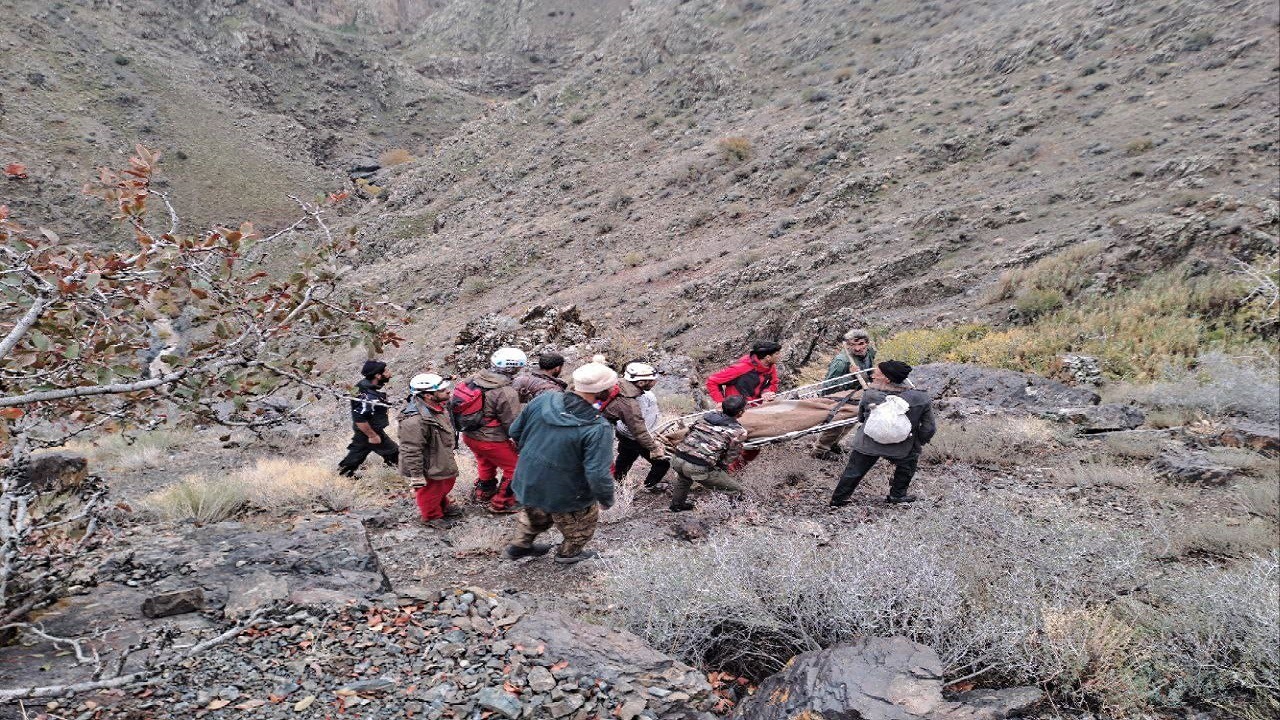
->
[851, 386, 936, 459]
[350, 378, 391, 430]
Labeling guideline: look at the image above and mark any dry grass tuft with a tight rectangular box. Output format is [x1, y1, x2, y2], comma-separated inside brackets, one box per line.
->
[1241, 481, 1279, 521]
[237, 458, 375, 513]
[1101, 433, 1165, 460]
[1169, 519, 1278, 559]
[447, 517, 513, 557]
[1051, 462, 1153, 489]
[717, 135, 752, 162]
[378, 148, 415, 166]
[924, 415, 1057, 465]
[141, 474, 247, 523]
[600, 478, 639, 525]
[88, 430, 189, 471]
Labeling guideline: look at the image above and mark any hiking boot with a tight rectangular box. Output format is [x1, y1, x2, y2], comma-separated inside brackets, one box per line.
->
[885, 494, 918, 504]
[811, 448, 838, 461]
[472, 481, 497, 504]
[420, 517, 453, 529]
[488, 503, 520, 515]
[669, 501, 696, 513]
[644, 482, 668, 494]
[553, 550, 599, 565]
[829, 497, 852, 508]
[502, 543, 553, 560]
[442, 503, 464, 518]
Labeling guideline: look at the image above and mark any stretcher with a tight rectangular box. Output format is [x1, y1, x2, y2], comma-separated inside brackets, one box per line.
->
[656, 370, 871, 449]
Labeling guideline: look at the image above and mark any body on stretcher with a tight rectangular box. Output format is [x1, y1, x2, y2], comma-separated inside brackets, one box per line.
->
[656, 371, 870, 449]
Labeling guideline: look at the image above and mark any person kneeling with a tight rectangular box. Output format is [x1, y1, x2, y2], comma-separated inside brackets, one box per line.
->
[668, 396, 749, 512]
[399, 373, 463, 525]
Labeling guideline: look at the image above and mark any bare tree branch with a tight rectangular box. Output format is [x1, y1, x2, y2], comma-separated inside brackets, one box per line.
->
[0, 293, 49, 363]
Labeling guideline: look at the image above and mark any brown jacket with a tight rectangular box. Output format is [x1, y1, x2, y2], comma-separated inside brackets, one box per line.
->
[463, 369, 522, 442]
[602, 379, 664, 455]
[513, 370, 567, 404]
[398, 398, 458, 485]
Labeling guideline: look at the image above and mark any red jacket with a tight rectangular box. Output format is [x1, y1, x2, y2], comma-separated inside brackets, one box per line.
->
[706, 355, 779, 402]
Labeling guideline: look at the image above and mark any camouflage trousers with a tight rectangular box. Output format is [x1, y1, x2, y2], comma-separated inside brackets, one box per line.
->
[670, 457, 743, 506]
[511, 504, 599, 558]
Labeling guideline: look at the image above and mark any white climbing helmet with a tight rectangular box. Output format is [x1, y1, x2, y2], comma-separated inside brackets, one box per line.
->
[490, 347, 528, 370]
[623, 362, 659, 382]
[409, 373, 450, 393]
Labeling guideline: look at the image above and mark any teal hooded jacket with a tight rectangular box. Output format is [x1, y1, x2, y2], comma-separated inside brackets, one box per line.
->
[510, 391, 615, 513]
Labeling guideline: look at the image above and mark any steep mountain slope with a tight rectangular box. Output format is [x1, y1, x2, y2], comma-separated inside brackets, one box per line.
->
[345, 0, 1277, 374]
[0, 0, 624, 230]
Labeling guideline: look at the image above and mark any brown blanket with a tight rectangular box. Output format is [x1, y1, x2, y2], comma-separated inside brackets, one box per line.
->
[662, 394, 861, 444]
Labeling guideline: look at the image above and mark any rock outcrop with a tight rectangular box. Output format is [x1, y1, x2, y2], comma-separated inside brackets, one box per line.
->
[733, 638, 1043, 720]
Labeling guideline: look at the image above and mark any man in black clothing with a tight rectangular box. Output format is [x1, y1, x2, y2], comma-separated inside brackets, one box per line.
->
[338, 360, 400, 477]
[830, 360, 936, 505]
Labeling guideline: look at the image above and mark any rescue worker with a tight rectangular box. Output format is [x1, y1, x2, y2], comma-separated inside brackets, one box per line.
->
[668, 395, 749, 512]
[812, 329, 877, 460]
[458, 347, 526, 513]
[398, 373, 462, 525]
[705, 341, 781, 403]
[705, 341, 782, 472]
[603, 362, 670, 491]
[503, 358, 617, 564]
[830, 360, 936, 506]
[337, 360, 399, 477]
[513, 351, 568, 403]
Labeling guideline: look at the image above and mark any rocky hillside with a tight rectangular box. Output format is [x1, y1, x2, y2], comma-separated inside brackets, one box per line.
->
[0, 0, 625, 230]
[338, 0, 1277, 376]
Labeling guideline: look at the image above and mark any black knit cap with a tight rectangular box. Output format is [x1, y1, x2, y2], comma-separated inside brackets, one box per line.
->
[722, 395, 748, 417]
[361, 360, 387, 378]
[538, 352, 565, 370]
[750, 340, 782, 357]
[878, 360, 912, 384]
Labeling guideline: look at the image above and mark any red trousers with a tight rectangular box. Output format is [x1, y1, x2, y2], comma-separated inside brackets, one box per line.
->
[414, 477, 456, 520]
[727, 448, 761, 474]
[463, 436, 519, 510]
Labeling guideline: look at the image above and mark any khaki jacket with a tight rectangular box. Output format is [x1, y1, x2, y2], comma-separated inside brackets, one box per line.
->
[398, 398, 458, 485]
[463, 369, 522, 442]
[602, 379, 664, 455]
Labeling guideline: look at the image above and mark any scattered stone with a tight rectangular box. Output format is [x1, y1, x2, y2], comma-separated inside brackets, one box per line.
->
[224, 570, 289, 619]
[1185, 419, 1279, 456]
[141, 588, 205, 619]
[528, 665, 556, 692]
[1149, 448, 1236, 485]
[670, 518, 708, 542]
[953, 686, 1045, 719]
[1044, 404, 1145, 432]
[476, 686, 523, 718]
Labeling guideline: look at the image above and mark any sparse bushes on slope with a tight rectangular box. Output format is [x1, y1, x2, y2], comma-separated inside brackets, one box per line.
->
[1146, 554, 1280, 718]
[605, 488, 1277, 714]
[606, 487, 1149, 701]
[881, 266, 1273, 380]
[236, 458, 374, 513]
[1110, 352, 1280, 423]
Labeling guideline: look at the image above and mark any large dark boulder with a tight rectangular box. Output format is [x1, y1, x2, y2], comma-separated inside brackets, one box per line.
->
[910, 363, 1100, 410]
[20, 452, 89, 493]
[733, 638, 1044, 720]
[1043, 404, 1145, 432]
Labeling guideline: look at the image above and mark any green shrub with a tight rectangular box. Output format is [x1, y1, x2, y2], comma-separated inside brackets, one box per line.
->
[876, 323, 989, 365]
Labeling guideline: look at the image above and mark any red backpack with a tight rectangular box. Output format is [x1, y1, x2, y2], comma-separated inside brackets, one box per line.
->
[449, 380, 497, 431]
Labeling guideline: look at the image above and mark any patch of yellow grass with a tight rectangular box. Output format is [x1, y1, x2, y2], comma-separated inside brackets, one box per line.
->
[141, 474, 247, 523]
[235, 457, 375, 513]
